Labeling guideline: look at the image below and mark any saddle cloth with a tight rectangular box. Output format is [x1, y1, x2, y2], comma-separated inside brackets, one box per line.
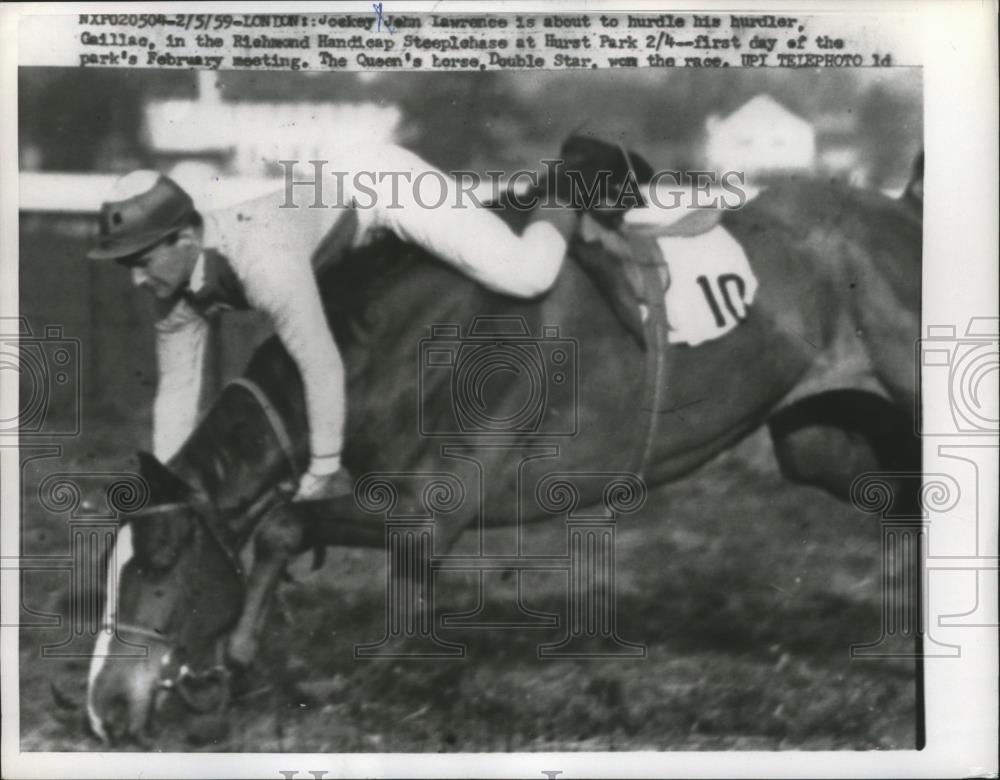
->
[656, 222, 759, 346]
[572, 211, 760, 349]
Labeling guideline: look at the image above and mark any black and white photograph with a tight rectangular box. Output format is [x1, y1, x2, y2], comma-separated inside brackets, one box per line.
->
[1, 2, 996, 777]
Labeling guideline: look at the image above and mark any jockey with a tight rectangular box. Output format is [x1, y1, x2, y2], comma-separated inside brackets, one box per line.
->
[87, 144, 577, 501]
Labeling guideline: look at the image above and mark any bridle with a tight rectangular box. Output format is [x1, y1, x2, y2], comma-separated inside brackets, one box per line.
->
[106, 620, 232, 713]
[107, 485, 289, 713]
[103, 377, 302, 715]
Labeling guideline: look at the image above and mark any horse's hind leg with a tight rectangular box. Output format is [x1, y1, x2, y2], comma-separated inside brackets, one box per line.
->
[227, 506, 306, 669]
[768, 390, 920, 507]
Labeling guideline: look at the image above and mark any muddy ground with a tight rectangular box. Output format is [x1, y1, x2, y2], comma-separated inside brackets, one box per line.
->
[18, 423, 918, 753]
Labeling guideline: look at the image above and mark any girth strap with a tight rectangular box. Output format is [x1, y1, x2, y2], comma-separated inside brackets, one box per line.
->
[625, 232, 671, 479]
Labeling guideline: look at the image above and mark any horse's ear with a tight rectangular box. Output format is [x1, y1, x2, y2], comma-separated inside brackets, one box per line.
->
[136, 451, 192, 504]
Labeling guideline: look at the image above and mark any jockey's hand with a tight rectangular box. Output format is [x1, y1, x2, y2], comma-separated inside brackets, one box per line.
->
[293, 467, 355, 503]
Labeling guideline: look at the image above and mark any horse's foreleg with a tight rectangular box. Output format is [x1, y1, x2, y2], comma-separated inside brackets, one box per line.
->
[226, 496, 383, 669]
[227, 506, 306, 669]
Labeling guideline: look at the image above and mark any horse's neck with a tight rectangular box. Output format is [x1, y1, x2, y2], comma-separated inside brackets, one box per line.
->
[171, 378, 303, 544]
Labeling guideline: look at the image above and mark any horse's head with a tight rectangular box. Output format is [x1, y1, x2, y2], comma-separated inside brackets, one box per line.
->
[87, 452, 246, 743]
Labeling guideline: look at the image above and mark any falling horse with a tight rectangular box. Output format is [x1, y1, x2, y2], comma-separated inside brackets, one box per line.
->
[86, 178, 921, 742]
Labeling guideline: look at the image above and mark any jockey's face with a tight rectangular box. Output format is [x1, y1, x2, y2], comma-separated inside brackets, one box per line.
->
[129, 227, 201, 300]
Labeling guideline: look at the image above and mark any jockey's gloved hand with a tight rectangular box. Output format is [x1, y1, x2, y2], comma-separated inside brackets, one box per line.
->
[293, 457, 355, 502]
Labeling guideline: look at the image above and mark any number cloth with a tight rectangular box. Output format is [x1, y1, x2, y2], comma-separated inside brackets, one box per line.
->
[658, 224, 759, 346]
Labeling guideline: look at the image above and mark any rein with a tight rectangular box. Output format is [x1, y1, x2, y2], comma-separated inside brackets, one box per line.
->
[108, 621, 170, 645]
[112, 377, 300, 714]
[227, 377, 301, 480]
[173, 375, 303, 586]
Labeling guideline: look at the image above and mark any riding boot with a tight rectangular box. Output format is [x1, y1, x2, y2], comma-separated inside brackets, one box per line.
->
[571, 236, 648, 348]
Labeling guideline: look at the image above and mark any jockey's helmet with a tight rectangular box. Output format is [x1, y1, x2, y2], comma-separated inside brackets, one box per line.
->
[555, 134, 654, 222]
[87, 171, 196, 263]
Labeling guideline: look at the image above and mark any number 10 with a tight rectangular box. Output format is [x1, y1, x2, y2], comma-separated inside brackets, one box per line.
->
[695, 273, 749, 327]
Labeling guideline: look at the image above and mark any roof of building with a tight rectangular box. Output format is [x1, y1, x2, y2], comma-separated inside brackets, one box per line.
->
[708, 95, 813, 136]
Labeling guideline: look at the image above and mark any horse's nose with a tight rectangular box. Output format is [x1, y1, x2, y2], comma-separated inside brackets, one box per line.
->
[97, 693, 130, 743]
[88, 662, 159, 743]
[90, 687, 155, 745]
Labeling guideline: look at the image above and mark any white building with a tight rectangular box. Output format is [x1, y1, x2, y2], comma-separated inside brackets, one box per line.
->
[704, 94, 816, 179]
[814, 111, 867, 186]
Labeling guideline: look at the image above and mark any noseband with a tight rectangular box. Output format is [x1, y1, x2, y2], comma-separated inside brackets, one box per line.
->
[104, 620, 231, 713]
[109, 556, 235, 715]
[109, 487, 288, 713]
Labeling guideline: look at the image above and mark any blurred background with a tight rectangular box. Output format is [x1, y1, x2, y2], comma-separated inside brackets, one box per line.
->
[17, 66, 922, 442]
[20, 67, 922, 185]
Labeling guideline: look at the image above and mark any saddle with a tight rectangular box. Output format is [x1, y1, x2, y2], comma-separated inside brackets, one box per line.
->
[572, 209, 727, 349]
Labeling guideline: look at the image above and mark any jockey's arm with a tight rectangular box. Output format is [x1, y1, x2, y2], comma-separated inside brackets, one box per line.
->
[345, 144, 577, 298]
[234, 245, 346, 482]
[151, 300, 209, 461]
